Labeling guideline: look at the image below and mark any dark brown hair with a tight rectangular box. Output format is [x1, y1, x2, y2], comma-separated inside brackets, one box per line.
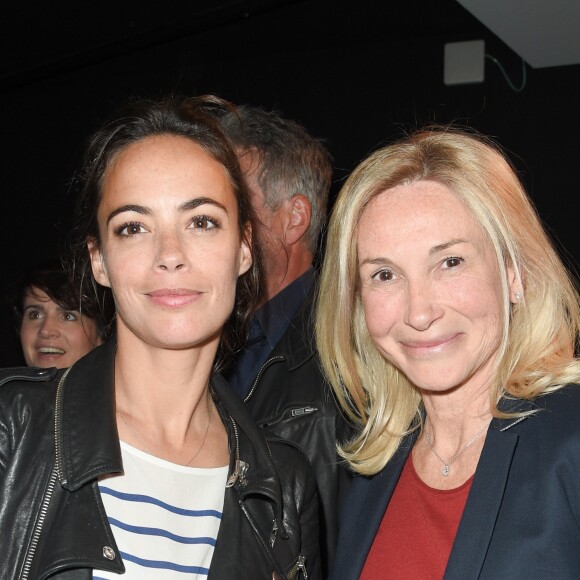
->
[14, 265, 111, 340]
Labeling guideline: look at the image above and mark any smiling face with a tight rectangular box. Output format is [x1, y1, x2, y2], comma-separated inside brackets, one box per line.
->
[89, 135, 252, 354]
[20, 287, 101, 368]
[357, 180, 516, 397]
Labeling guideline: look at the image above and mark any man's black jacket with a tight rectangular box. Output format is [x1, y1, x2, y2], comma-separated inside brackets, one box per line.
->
[241, 286, 352, 575]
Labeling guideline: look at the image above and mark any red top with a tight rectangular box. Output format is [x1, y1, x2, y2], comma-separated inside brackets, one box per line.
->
[360, 454, 473, 580]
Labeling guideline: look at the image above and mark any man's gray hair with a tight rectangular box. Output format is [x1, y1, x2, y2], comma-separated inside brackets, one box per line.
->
[221, 105, 332, 254]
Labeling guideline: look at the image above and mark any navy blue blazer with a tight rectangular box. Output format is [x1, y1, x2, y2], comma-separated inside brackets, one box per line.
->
[330, 384, 580, 579]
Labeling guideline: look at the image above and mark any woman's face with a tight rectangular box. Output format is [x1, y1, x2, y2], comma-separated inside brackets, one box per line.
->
[357, 180, 517, 397]
[89, 135, 251, 353]
[20, 287, 101, 368]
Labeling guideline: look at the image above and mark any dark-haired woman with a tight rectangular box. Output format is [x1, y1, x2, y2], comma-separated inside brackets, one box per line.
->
[16, 266, 106, 368]
[0, 96, 319, 579]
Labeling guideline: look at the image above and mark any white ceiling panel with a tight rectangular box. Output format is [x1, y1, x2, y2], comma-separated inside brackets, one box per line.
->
[457, 0, 580, 68]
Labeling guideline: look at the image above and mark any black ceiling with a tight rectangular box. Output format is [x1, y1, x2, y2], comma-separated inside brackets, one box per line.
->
[0, 0, 485, 91]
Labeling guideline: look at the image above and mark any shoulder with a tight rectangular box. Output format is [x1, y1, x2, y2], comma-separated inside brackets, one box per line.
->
[527, 383, 580, 426]
[0, 367, 60, 440]
[502, 384, 580, 448]
[0, 366, 60, 388]
[0, 366, 60, 406]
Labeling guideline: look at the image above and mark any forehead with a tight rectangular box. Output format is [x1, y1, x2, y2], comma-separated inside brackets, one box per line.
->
[101, 135, 233, 202]
[23, 287, 53, 305]
[357, 180, 486, 253]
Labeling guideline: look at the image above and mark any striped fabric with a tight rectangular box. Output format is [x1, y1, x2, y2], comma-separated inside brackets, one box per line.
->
[95, 441, 228, 579]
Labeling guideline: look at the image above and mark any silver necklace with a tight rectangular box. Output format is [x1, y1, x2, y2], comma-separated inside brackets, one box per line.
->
[117, 393, 213, 466]
[425, 418, 491, 476]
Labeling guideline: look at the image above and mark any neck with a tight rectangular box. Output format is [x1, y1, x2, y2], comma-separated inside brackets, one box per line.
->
[114, 326, 217, 437]
[261, 250, 312, 305]
[414, 380, 493, 487]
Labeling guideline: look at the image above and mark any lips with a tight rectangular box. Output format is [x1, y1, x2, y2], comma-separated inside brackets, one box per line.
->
[400, 333, 462, 355]
[146, 288, 202, 307]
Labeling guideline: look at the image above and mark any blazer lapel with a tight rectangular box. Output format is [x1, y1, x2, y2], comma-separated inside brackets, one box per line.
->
[444, 427, 519, 579]
[331, 434, 416, 579]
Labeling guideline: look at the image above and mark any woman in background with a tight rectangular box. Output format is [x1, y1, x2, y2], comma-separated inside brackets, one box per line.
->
[0, 96, 318, 579]
[16, 266, 107, 368]
[317, 127, 580, 579]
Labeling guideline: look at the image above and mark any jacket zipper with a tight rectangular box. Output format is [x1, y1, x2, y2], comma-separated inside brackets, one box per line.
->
[226, 415, 248, 488]
[263, 406, 318, 428]
[20, 468, 58, 580]
[226, 458, 248, 488]
[225, 414, 286, 554]
[21, 368, 72, 578]
[269, 518, 278, 547]
[54, 367, 72, 486]
[243, 355, 285, 403]
[287, 553, 308, 580]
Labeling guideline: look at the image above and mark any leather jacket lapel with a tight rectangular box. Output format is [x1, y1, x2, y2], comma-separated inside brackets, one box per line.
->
[56, 339, 122, 491]
[212, 373, 284, 510]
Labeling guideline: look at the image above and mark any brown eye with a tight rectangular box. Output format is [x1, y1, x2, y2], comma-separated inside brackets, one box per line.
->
[443, 257, 463, 268]
[373, 269, 394, 282]
[115, 222, 147, 236]
[190, 215, 219, 230]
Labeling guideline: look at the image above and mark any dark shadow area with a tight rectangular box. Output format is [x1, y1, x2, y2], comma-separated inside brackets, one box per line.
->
[1, 0, 579, 366]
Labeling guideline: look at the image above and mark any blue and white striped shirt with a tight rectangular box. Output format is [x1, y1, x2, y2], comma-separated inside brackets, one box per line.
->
[95, 441, 228, 579]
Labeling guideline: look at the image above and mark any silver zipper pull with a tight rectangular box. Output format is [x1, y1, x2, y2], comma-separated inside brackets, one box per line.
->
[269, 519, 279, 547]
[288, 554, 308, 580]
[297, 554, 308, 579]
[226, 459, 249, 488]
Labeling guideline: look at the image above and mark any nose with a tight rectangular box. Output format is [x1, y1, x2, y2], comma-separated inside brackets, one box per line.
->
[155, 229, 188, 271]
[404, 279, 443, 331]
[39, 315, 61, 338]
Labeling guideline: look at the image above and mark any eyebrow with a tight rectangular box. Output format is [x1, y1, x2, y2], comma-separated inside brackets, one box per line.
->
[359, 239, 468, 267]
[23, 303, 46, 311]
[430, 238, 467, 255]
[106, 197, 228, 225]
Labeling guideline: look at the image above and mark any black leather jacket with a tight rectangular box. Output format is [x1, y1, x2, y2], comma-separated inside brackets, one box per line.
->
[242, 287, 352, 576]
[0, 340, 320, 579]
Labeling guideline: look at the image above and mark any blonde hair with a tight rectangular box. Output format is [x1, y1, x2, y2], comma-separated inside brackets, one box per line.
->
[316, 127, 580, 476]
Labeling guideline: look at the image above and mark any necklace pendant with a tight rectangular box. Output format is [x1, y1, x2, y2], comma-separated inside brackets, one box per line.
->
[442, 464, 450, 476]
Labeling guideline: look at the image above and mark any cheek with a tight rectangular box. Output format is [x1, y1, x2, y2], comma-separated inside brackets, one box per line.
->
[20, 323, 35, 348]
[451, 276, 503, 319]
[361, 289, 399, 340]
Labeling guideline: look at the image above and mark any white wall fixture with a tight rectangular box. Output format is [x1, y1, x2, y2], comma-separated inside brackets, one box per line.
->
[444, 40, 485, 85]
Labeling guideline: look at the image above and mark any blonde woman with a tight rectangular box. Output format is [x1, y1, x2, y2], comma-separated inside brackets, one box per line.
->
[317, 127, 580, 579]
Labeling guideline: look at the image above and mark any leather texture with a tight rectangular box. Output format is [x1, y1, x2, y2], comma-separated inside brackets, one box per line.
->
[242, 285, 353, 576]
[329, 385, 580, 579]
[0, 339, 320, 579]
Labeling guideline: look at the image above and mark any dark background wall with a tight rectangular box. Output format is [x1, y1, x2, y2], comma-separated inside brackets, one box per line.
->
[1, 0, 579, 366]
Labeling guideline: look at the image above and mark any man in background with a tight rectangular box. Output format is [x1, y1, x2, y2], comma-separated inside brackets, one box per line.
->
[221, 106, 351, 574]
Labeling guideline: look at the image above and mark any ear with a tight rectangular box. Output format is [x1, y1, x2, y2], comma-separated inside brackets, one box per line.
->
[506, 260, 523, 304]
[284, 194, 312, 246]
[238, 224, 253, 277]
[88, 238, 112, 288]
